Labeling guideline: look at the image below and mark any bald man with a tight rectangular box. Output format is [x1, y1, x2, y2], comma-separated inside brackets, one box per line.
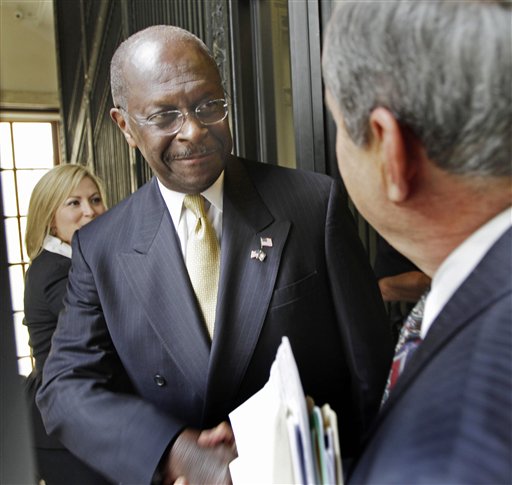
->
[38, 25, 392, 484]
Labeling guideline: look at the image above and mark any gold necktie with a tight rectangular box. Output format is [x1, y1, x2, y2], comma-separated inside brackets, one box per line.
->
[183, 194, 220, 339]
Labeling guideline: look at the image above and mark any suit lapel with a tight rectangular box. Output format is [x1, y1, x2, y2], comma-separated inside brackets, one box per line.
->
[202, 157, 291, 421]
[118, 179, 210, 395]
[378, 228, 512, 421]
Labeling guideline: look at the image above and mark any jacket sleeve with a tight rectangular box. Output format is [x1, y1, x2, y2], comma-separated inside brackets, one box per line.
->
[36, 232, 184, 484]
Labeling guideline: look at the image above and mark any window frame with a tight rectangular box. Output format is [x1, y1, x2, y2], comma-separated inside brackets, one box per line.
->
[0, 111, 61, 375]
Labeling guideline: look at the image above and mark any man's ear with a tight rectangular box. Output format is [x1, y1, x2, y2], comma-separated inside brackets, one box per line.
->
[110, 108, 138, 148]
[369, 108, 413, 203]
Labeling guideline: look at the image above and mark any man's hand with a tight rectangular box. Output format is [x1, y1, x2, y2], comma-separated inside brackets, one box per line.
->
[161, 423, 237, 485]
[197, 421, 235, 448]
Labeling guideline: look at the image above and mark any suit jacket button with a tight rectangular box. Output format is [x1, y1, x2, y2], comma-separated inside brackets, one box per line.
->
[153, 374, 166, 387]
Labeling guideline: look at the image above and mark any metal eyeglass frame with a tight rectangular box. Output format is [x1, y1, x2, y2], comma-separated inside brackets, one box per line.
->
[118, 98, 229, 136]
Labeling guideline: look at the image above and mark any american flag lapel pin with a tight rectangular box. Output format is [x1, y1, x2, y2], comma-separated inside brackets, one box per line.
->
[250, 249, 266, 261]
[251, 236, 272, 262]
[260, 237, 273, 248]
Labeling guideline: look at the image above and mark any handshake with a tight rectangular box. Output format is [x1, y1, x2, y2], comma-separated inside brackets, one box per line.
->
[164, 337, 343, 485]
[162, 421, 237, 485]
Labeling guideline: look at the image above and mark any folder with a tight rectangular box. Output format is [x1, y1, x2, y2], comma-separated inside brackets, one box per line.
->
[229, 337, 343, 484]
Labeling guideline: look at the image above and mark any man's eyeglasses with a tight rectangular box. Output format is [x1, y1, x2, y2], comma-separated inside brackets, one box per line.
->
[119, 98, 229, 136]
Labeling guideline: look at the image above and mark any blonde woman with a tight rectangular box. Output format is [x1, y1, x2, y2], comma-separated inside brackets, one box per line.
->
[23, 164, 110, 484]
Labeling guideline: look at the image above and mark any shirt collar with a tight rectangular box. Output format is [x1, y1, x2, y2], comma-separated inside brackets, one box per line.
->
[42, 234, 72, 259]
[201, 171, 224, 213]
[422, 206, 512, 338]
[156, 172, 224, 228]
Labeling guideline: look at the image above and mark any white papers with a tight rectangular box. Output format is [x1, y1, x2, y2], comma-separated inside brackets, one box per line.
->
[228, 383, 294, 484]
[229, 337, 343, 484]
[322, 404, 343, 485]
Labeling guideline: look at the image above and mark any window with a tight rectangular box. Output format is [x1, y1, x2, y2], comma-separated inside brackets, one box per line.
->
[0, 114, 59, 375]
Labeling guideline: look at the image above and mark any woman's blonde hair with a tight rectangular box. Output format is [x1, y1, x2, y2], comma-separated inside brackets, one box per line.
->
[25, 164, 107, 261]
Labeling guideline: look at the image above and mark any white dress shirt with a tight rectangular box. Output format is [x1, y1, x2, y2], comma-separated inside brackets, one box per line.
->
[422, 207, 512, 338]
[157, 172, 224, 259]
[42, 234, 72, 259]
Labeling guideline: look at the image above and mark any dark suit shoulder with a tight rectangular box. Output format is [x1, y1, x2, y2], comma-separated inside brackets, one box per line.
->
[240, 157, 334, 187]
[79, 180, 154, 232]
[234, 157, 338, 213]
[76, 179, 162, 251]
[25, 250, 71, 290]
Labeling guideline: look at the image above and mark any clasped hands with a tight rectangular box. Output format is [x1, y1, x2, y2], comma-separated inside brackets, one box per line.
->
[161, 421, 237, 485]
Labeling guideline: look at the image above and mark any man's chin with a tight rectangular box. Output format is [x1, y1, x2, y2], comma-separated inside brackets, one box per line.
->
[158, 168, 223, 194]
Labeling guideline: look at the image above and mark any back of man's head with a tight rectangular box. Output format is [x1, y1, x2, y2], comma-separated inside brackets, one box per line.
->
[322, 1, 511, 178]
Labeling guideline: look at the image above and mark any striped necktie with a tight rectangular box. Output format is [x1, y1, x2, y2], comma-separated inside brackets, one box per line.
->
[381, 291, 429, 406]
[183, 194, 220, 339]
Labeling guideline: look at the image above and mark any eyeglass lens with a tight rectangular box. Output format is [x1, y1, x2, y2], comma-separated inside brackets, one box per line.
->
[150, 99, 227, 133]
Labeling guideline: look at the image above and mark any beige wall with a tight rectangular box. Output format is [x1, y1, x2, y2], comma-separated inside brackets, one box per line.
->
[0, 0, 58, 109]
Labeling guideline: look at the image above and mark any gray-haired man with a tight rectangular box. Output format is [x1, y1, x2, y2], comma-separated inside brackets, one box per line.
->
[323, 1, 511, 483]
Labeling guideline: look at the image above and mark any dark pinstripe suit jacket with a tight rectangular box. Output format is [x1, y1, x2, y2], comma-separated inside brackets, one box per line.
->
[38, 155, 393, 484]
[349, 227, 512, 485]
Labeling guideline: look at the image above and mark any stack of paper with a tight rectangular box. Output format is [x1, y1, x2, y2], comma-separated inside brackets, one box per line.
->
[229, 337, 343, 484]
